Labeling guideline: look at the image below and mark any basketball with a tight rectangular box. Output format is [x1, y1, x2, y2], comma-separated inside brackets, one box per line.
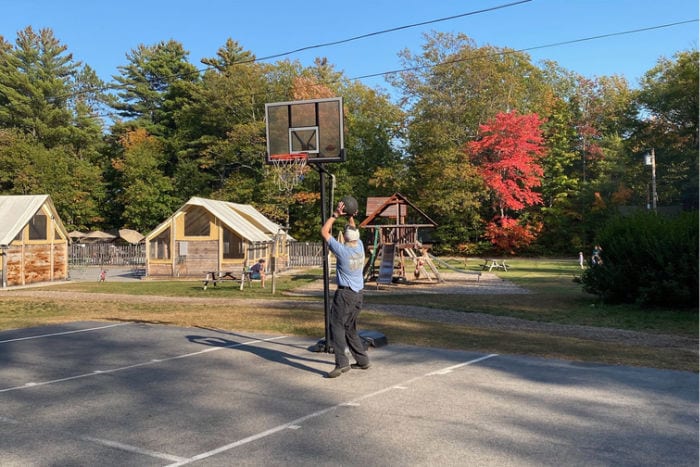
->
[341, 195, 359, 217]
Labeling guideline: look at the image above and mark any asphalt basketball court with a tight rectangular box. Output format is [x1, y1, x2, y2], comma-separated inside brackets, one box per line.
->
[1, 320, 697, 466]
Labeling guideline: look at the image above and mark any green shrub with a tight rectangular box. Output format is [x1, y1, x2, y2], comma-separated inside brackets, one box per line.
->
[582, 211, 698, 308]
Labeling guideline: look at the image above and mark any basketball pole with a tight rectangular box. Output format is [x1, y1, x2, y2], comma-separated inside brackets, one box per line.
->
[315, 163, 333, 353]
[264, 97, 345, 353]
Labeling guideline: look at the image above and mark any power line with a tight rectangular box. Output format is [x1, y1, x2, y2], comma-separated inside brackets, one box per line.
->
[53, 1, 531, 110]
[27, 17, 699, 121]
[250, 0, 532, 64]
[177, 0, 532, 76]
[115, 18, 700, 106]
[183, 18, 700, 104]
[351, 19, 700, 81]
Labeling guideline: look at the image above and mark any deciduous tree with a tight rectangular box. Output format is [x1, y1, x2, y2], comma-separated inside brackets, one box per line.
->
[467, 111, 545, 253]
[110, 128, 177, 231]
[387, 31, 550, 251]
[633, 49, 699, 209]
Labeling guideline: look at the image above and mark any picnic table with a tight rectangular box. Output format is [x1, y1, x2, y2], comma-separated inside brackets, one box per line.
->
[202, 271, 239, 290]
[481, 259, 510, 272]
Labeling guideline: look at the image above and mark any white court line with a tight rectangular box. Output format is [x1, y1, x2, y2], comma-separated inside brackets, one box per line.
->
[81, 436, 189, 463]
[426, 353, 498, 375]
[0, 323, 129, 343]
[0, 336, 288, 393]
[165, 353, 499, 466]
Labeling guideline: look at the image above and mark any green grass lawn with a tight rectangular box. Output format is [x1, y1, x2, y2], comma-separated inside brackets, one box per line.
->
[368, 257, 698, 336]
[43, 270, 319, 297]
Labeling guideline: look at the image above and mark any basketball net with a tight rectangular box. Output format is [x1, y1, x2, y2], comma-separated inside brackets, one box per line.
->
[269, 153, 309, 193]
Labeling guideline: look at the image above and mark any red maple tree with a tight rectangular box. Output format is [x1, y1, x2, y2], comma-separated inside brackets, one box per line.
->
[467, 111, 546, 253]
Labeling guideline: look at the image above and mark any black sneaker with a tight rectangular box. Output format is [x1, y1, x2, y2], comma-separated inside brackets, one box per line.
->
[326, 366, 351, 378]
[351, 363, 371, 370]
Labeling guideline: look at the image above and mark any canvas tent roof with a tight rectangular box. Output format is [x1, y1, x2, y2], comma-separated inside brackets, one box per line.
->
[68, 230, 86, 239]
[0, 194, 69, 246]
[224, 201, 293, 239]
[147, 197, 290, 243]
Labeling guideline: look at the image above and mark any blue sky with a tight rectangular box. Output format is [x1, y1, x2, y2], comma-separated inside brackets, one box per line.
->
[1, 0, 698, 94]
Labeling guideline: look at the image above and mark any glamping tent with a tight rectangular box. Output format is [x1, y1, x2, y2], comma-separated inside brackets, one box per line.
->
[145, 197, 291, 278]
[0, 194, 69, 288]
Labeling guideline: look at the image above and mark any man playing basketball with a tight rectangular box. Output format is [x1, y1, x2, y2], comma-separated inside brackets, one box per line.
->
[320, 200, 370, 378]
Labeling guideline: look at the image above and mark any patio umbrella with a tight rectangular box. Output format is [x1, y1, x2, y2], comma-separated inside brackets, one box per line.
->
[118, 228, 144, 244]
[84, 230, 116, 242]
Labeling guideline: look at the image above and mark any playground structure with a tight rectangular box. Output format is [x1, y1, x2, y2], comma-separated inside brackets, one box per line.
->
[359, 193, 443, 286]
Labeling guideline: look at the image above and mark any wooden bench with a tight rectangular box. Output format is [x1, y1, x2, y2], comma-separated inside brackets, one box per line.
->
[202, 271, 239, 290]
[481, 259, 509, 272]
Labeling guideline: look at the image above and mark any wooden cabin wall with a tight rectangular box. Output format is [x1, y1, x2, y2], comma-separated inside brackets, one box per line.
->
[148, 262, 173, 277]
[5, 246, 22, 286]
[174, 240, 218, 277]
[3, 243, 67, 286]
[52, 243, 67, 280]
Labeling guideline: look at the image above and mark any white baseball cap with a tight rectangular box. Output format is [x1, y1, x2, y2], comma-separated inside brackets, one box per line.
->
[344, 226, 360, 242]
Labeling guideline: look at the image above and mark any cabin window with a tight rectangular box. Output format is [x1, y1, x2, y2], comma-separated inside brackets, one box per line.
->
[149, 228, 171, 260]
[28, 213, 47, 240]
[223, 228, 244, 259]
[184, 207, 210, 237]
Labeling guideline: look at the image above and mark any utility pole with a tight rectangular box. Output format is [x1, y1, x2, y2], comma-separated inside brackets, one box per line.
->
[644, 149, 657, 212]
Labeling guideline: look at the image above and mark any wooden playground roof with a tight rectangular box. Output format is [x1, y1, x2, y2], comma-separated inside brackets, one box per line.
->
[360, 192, 437, 228]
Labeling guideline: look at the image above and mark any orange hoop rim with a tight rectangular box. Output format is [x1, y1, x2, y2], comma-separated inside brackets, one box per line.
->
[268, 152, 309, 193]
[269, 153, 308, 161]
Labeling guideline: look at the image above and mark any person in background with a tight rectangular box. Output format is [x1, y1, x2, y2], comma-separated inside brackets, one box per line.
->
[579, 251, 585, 269]
[320, 200, 370, 378]
[249, 258, 266, 287]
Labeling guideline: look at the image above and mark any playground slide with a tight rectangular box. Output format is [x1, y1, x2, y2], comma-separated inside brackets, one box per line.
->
[377, 244, 396, 284]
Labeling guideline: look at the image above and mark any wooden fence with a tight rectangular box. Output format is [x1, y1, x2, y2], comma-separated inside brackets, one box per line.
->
[70, 241, 324, 269]
[288, 242, 324, 268]
[69, 243, 145, 266]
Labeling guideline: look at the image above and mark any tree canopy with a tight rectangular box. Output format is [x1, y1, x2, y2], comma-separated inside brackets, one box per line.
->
[0, 27, 696, 256]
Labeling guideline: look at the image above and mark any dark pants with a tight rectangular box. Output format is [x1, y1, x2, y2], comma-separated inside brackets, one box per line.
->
[329, 288, 369, 368]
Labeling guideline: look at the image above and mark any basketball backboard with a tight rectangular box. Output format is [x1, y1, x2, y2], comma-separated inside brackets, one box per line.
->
[265, 97, 344, 164]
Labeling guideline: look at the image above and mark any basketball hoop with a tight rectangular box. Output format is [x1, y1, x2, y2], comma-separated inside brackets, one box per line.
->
[269, 153, 309, 192]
